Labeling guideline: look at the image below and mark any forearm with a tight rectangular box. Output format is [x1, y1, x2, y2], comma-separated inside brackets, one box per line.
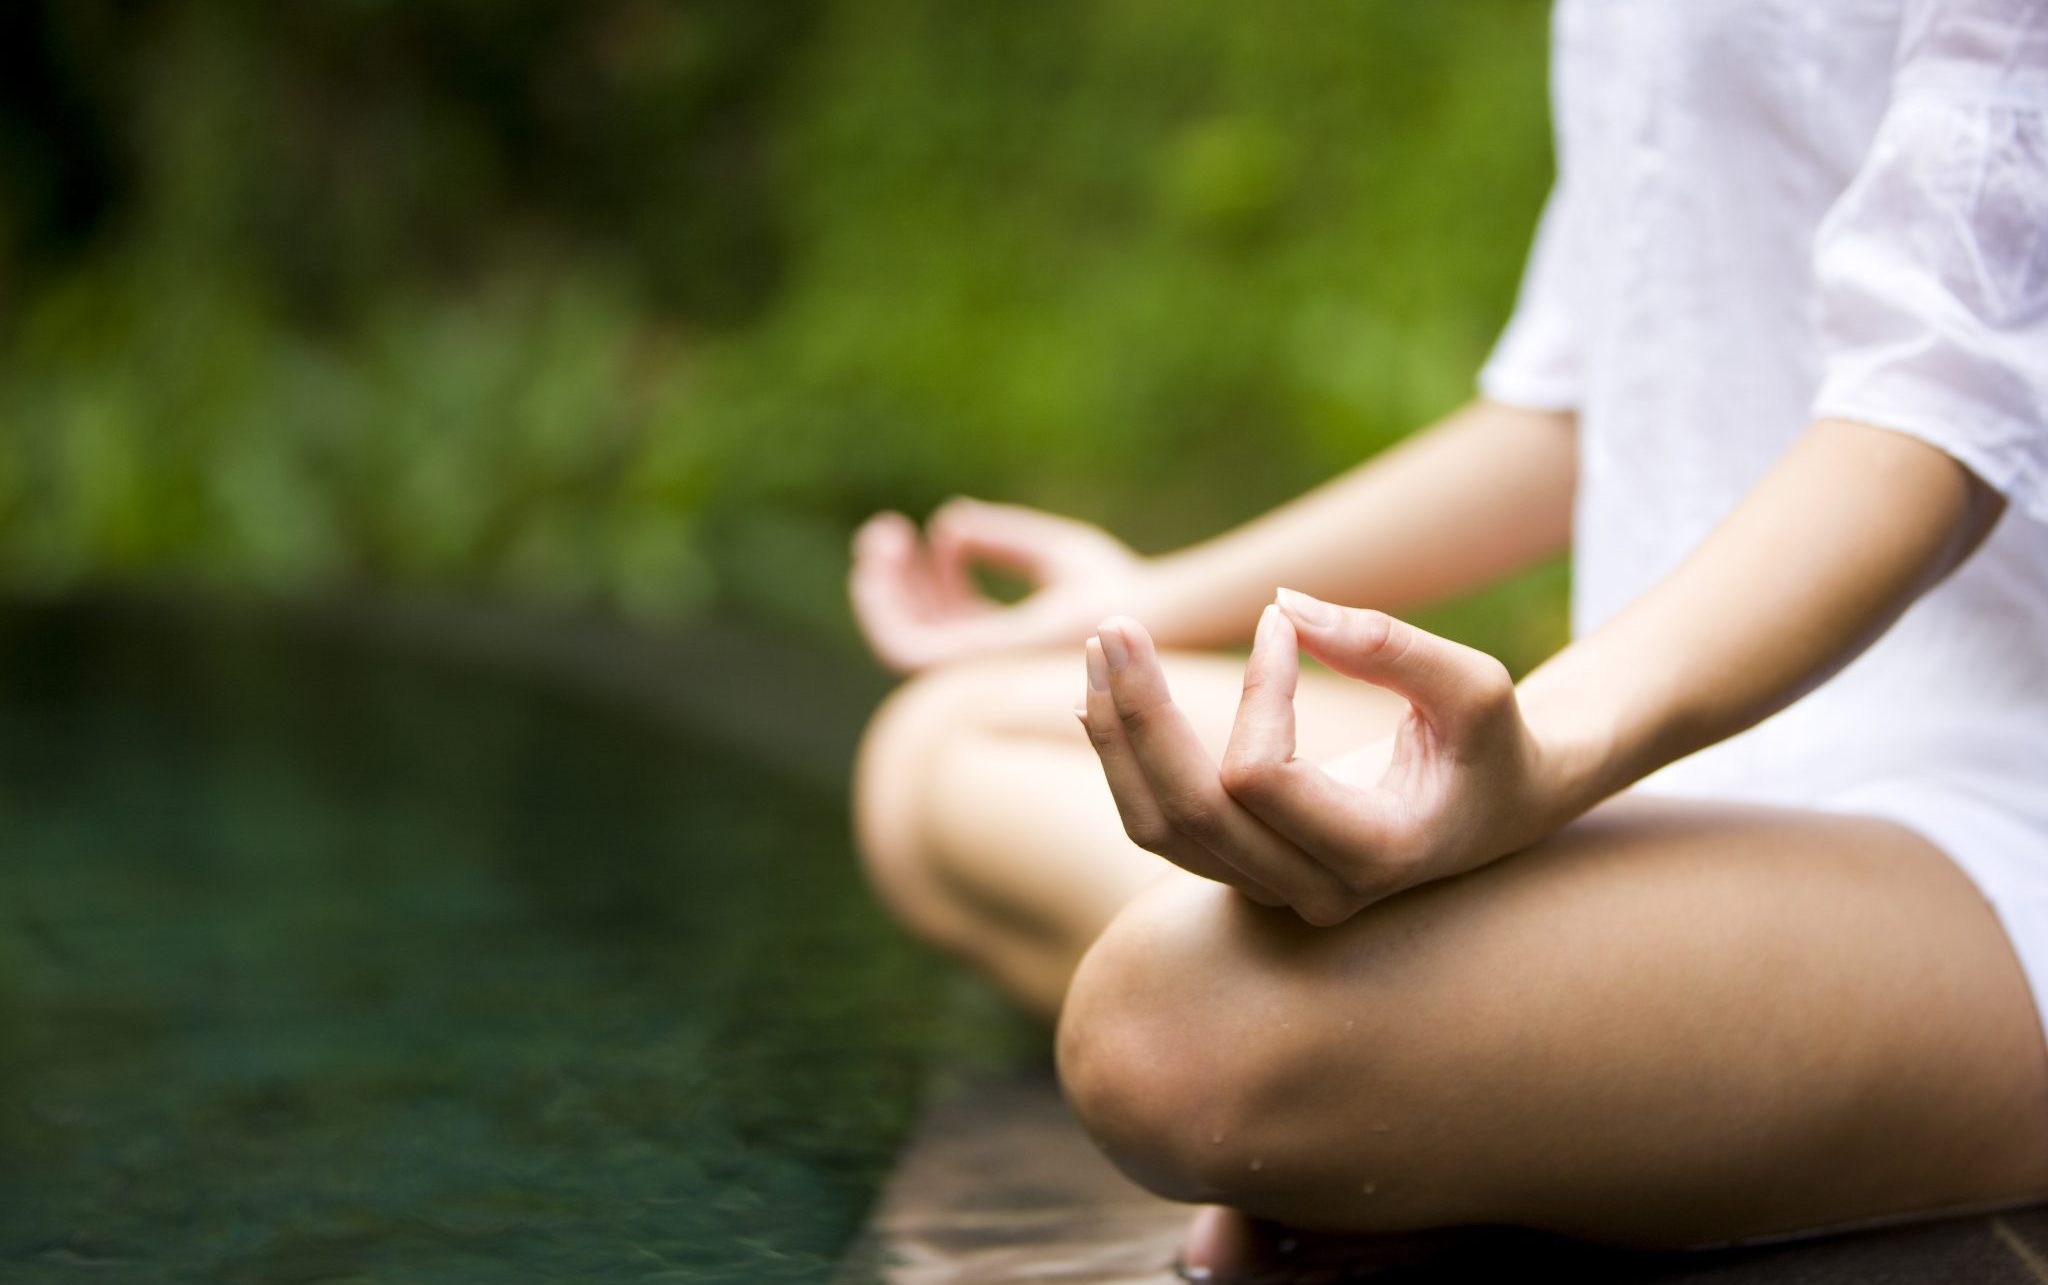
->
[1520, 418, 2004, 821]
[1135, 399, 1577, 648]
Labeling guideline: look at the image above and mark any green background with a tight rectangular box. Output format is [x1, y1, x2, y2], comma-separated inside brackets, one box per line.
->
[1, 7, 1570, 1277]
[0, 0, 1566, 669]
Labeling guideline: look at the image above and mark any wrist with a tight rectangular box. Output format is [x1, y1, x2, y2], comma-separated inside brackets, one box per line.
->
[1514, 664, 1635, 828]
[1123, 549, 1233, 649]
[1113, 555, 1174, 633]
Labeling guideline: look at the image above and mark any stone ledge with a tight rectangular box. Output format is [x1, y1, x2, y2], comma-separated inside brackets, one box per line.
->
[847, 1065, 2048, 1285]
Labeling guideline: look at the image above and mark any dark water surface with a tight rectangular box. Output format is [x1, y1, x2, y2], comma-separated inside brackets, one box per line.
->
[0, 602, 971, 1283]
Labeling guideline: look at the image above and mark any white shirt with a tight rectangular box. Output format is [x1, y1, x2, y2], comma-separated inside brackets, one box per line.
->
[1481, 0, 2048, 829]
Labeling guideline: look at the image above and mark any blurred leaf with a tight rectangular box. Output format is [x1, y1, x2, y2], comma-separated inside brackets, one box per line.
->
[0, 0, 1566, 664]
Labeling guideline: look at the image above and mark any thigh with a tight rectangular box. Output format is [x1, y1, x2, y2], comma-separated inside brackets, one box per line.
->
[1059, 795, 2048, 1247]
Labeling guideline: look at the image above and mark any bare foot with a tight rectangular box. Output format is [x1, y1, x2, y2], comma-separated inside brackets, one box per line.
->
[1173, 1206, 1483, 1283]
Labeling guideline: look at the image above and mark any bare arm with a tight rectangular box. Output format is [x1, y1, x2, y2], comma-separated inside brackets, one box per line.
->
[852, 397, 1576, 670]
[1135, 399, 1576, 648]
[1077, 418, 2004, 924]
[1520, 417, 2004, 819]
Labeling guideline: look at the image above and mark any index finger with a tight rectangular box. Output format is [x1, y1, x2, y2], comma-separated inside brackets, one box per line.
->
[1080, 638, 1283, 902]
[1220, 603, 1408, 908]
[1099, 617, 1351, 917]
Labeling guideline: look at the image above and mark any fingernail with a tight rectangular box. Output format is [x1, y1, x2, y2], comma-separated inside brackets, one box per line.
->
[1276, 587, 1334, 627]
[1085, 637, 1110, 691]
[1097, 623, 1130, 672]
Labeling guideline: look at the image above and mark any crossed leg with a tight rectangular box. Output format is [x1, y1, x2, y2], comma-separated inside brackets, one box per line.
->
[853, 648, 1400, 1017]
[853, 649, 2048, 1254]
[1060, 800, 2048, 1250]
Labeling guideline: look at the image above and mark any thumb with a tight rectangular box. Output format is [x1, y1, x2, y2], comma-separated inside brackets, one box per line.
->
[1274, 589, 1513, 731]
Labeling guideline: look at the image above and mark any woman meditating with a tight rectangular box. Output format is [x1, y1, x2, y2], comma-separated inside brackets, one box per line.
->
[849, 1, 2048, 1277]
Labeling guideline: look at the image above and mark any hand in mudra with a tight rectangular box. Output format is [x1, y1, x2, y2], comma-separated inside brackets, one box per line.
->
[1078, 590, 1565, 924]
[851, 499, 1147, 673]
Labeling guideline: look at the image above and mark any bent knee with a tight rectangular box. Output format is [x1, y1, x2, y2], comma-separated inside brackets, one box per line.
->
[852, 656, 1068, 931]
[1056, 876, 1391, 1208]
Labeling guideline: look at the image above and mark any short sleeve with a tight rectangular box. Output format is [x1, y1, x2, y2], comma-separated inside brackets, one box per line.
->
[1478, 182, 1583, 413]
[1811, 0, 2048, 524]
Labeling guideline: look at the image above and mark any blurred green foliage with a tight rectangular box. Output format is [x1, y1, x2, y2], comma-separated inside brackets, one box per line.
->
[0, 0, 1567, 670]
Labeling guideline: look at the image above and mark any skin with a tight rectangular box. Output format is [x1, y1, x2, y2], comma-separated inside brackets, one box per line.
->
[848, 400, 2048, 1277]
[851, 399, 1577, 670]
[1075, 419, 2009, 926]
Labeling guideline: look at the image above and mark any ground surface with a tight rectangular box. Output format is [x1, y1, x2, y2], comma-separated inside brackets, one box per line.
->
[847, 1066, 2048, 1284]
[0, 597, 930, 1284]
